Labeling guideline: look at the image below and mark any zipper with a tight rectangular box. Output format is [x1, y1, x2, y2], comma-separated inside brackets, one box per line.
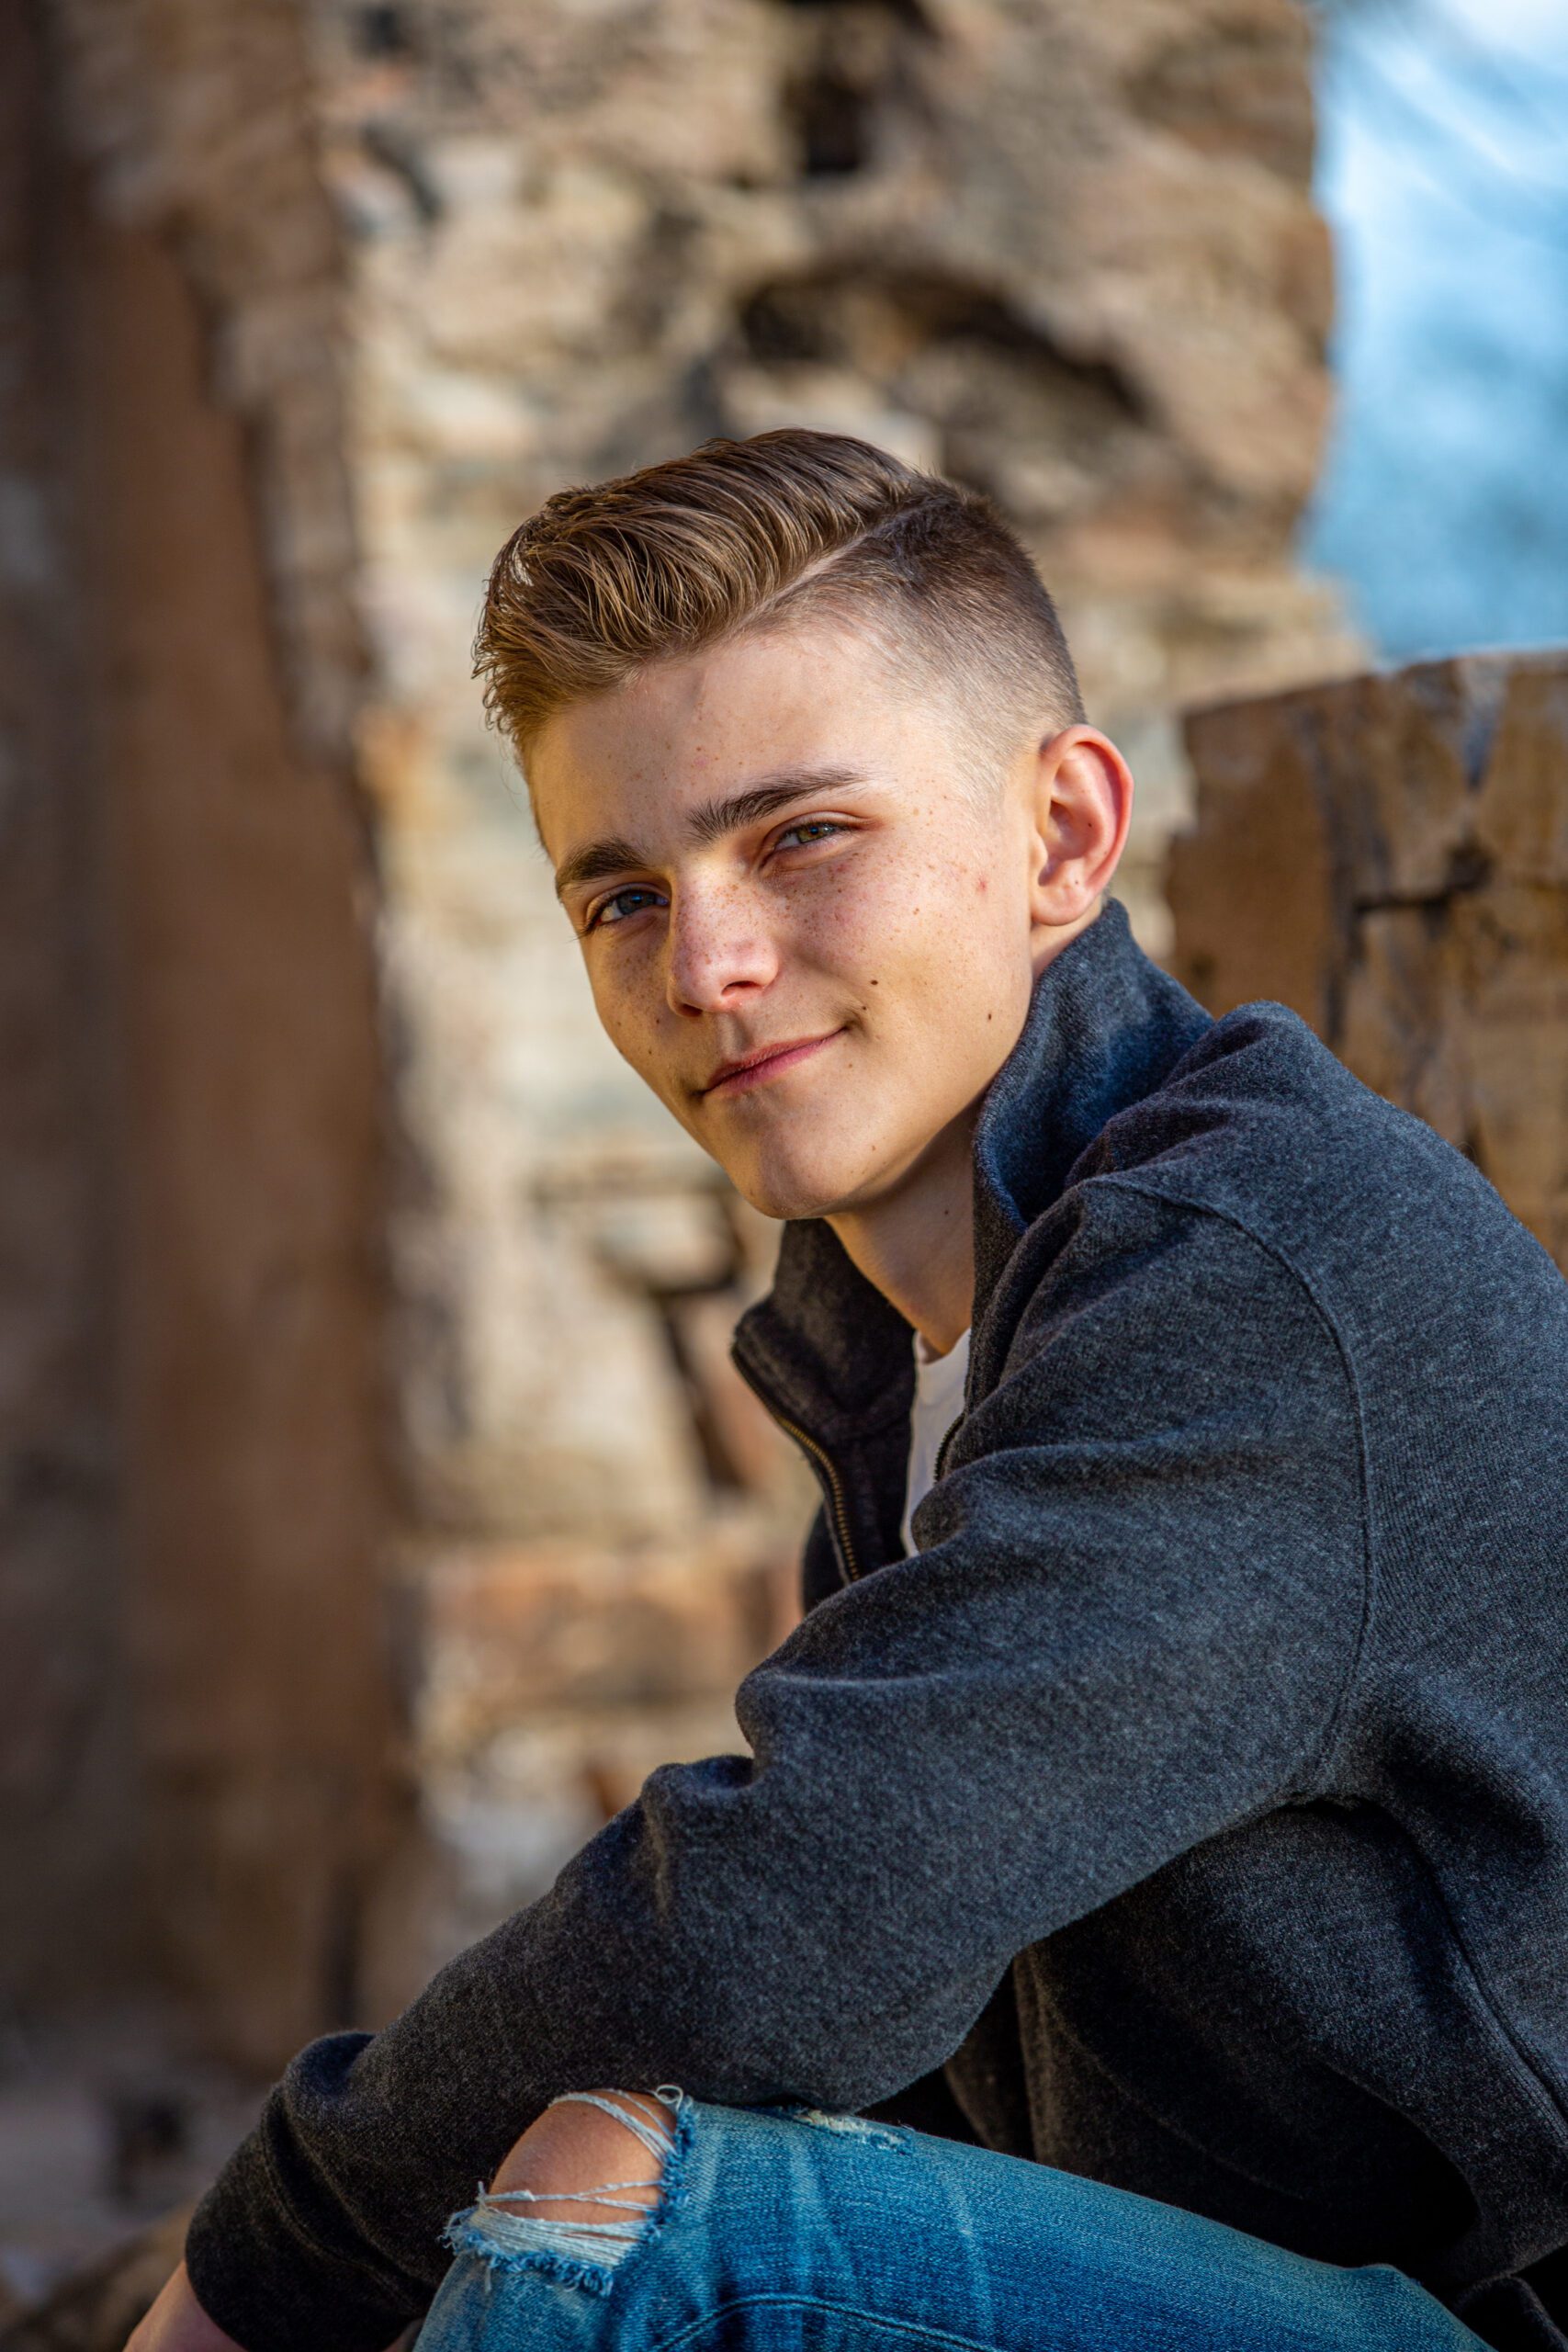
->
[767, 1408, 860, 1584]
[932, 1409, 964, 1489]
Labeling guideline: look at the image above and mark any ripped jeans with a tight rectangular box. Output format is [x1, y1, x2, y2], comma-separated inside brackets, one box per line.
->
[412, 2089, 1488, 2351]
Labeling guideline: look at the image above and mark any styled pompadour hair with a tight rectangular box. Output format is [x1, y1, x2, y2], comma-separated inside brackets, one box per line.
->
[473, 429, 1086, 776]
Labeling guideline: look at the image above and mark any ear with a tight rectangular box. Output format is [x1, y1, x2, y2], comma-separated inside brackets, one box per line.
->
[1025, 726, 1134, 951]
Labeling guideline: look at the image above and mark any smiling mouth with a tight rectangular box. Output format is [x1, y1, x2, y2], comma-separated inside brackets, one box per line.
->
[702, 1030, 843, 1098]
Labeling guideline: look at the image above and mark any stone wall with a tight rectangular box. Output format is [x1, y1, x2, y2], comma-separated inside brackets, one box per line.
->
[318, 0, 1356, 953]
[0, 0, 128, 2032]
[2, 0, 1366, 2086]
[1169, 650, 1568, 1270]
[297, 0, 1361, 1956]
[0, 0, 406, 2072]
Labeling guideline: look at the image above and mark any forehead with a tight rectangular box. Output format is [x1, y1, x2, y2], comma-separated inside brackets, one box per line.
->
[527, 620, 953, 858]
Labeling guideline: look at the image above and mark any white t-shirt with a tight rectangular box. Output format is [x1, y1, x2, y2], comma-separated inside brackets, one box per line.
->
[900, 1326, 971, 1554]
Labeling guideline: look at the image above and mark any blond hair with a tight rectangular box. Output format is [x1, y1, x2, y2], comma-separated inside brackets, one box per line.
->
[474, 430, 1086, 777]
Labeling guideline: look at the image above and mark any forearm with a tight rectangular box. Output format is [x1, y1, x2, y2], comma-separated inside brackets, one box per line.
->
[185, 1781, 998, 2350]
[126, 2264, 245, 2352]
[182, 1216, 1362, 2352]
[125, 2257, 411, 2352]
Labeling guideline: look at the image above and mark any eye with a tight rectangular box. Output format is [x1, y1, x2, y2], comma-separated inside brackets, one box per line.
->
[773, 818, 849, 853]
[586, 884, 667, 933]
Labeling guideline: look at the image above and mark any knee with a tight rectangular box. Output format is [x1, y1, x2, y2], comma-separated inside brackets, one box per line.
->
[490, 2089, 672, 2223]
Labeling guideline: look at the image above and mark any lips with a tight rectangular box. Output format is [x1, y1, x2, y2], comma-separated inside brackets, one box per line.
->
[702, 1030, 841, 1097]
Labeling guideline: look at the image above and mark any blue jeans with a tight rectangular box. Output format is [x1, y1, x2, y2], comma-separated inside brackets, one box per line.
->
[414, 2088, 1487, 2351]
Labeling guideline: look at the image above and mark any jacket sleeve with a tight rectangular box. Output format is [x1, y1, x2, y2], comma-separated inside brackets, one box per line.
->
[183, 1186, 1367, 2352]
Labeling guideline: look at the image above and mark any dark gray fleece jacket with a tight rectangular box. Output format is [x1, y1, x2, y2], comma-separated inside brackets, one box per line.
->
[186, 900, 1568, 2352]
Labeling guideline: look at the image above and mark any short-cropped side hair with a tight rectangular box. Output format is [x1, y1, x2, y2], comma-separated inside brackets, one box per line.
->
[474, 430, 1087, 784]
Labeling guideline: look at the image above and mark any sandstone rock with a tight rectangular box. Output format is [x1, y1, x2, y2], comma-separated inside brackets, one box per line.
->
[1168, 683, 1341, 1034]
[0, 0, 406, 2071]
[419, 1530, 798, 1737]
[1476, 661, 1568, 888]
[2, 0, 1367, 2110]
[1171, 650, 1568, 1272]
[319, 0, 1359, 1566]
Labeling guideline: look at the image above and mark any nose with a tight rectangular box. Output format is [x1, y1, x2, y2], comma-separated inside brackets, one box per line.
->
[665, 880, 779, 1016]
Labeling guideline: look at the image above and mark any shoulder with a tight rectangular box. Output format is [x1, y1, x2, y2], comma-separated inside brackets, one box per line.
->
[975, 1003, 1376, 1414]
[1071, 997, 1548, 1296]
[1089, 998, 1423, 1204]
[990, 994, 1568, 1436]
[978, 1175, 1352, 1444]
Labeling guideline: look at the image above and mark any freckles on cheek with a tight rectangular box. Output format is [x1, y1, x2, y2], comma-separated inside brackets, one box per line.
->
[594, 983, 652, 1070]
[796, 889, 880, 967]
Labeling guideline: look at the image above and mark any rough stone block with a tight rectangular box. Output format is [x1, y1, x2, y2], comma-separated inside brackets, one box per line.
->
[1171, 650, 1568, 1272]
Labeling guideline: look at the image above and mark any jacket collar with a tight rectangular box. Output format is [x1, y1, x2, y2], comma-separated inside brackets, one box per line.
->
[729, 897, 1213, 1451]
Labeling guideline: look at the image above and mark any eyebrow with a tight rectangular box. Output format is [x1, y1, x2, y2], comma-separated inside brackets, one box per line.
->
[553, 833, 646, 899]
[552, 765, 872, 900]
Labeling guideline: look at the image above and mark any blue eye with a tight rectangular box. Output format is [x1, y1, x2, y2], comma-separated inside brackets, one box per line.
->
[591, 886, 665, 931]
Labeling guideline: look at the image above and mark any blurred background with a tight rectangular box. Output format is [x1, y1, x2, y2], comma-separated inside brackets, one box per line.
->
[2, 0, 1565, 2324]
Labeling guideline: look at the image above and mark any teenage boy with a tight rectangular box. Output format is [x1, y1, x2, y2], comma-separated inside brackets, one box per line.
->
[132, 434, 1568, 2352]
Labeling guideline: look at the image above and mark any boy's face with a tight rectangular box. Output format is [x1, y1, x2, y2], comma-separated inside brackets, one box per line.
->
[531, 622, 1085, 1221]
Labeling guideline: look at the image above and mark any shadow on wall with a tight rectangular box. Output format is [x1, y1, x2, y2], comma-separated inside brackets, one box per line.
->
[0, 0, 405, 2083]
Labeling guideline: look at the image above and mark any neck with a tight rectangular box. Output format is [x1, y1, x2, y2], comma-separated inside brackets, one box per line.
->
[827, 1110, 976, 1357]
[823, 909, 1111, 1355]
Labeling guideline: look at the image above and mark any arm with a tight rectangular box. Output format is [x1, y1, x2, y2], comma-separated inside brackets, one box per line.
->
[126, 2267, 244, 2352]
[184, 1189, 1367, 2352]
[125, 2263, 409, 2352]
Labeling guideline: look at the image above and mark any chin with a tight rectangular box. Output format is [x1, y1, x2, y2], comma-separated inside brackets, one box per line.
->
[729, 1170, 838, 1224]
[727, 1145, 870, 1225]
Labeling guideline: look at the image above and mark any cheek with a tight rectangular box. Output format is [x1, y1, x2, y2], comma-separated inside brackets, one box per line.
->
[876, 864, 1032, 1059]
[786, 847, 931, 979]
[587, 954, 664, 1079]
[832, 846, 1021, 994]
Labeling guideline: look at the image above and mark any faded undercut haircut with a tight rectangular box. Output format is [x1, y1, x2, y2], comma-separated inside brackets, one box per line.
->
[473, 429, 1087, 792]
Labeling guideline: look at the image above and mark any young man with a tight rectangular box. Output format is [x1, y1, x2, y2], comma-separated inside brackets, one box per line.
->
[134, 433, 1568, 2352]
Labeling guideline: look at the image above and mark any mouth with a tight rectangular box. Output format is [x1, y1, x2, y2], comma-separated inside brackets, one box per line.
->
[702, 1029, 843, 1099]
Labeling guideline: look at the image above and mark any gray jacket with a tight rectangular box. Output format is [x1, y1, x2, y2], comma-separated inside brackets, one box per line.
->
[186, 900, 1568, 2352]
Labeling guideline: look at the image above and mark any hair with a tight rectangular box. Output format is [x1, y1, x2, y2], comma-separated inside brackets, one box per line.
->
[472, 429, 1087, 790]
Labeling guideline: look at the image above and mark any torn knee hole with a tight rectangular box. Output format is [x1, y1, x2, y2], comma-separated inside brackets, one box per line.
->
[452, 2086, 684, 2287]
